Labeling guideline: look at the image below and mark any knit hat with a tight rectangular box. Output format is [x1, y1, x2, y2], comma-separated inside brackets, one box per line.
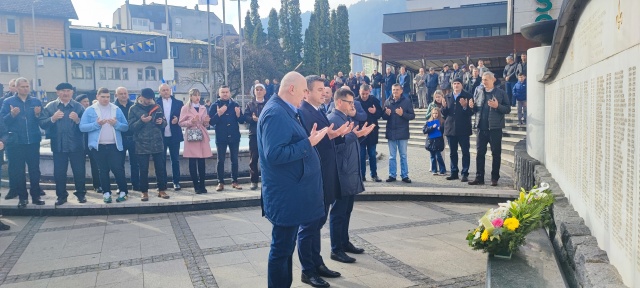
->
[56, 82, 73, 90]
[452, 78, 463, 84]
[75, 94, 88, 102]
[140, 88, 155, 99]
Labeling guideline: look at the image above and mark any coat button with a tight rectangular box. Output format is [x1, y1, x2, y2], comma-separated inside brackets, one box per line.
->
[227, 124, 230, 126]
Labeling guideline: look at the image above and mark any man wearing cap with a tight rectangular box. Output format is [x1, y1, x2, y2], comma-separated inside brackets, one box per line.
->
[156, 83, 184, 190]
[1, 77, 45, 208]
[80, 88, 130, 203]
[243, 83, 267, 190]
[129, 88, 170, 201]
[439, 64, 453, 96]
[76, 94, 102, 194]
[39, 83, 86, 205]
[441, 78, 474, 183]
[115, 87, 140, 191]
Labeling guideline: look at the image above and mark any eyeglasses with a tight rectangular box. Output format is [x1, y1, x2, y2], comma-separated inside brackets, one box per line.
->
[341, 99, 354, 106]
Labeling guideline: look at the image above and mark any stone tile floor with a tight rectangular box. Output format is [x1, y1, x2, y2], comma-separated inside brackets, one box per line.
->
[0, 201, 495, 288]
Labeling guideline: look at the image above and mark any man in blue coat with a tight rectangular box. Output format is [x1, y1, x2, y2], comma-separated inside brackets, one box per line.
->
[298, 75, 352, 287]
[328, 88, 376, 265]
[156, 84, 184, 190]
[258, 72, 329, 288]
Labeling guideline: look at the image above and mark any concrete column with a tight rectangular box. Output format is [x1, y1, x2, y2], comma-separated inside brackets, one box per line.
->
[526, 46, 551, 163]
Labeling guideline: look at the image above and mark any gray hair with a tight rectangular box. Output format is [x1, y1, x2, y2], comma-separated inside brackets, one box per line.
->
[305, 75, 324, 91]
[506, 56, 514, 61]
[482, 71, 495, 78]
[115, 86, 128, 94]
[15, 77, 29, 86]
[360, 84, 371, 91]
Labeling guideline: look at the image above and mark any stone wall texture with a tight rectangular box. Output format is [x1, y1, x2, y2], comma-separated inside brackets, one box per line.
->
[541, 0, 639, 285]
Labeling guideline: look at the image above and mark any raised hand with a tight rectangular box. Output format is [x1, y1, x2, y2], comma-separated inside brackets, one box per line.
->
[203, 115, 210, 124]
[9, 105, 20, 117]
[368, 106, 376, 114]
[385, 107, 391, 116]
[171, 115, 178, 124]
[155, 117, 163, 125]
[69, 111, 79, 123]
[235, 106, 241, 117]
[308, 123, 329, 147]
[140, 115, 152, 123]
[459, 97, 468, 107]
[0, 141, 4, 150]
[252, 113, 258, 122]
[107, 118, 117, 125]
[191, 115, 200, 124]
[469, 98, 475, 108]
[395, 107, 403, 116]
[97, 117, 107, 125]
[217, 105, 227, 116]
[488, 97, 499, 109]
[34, 106, 41, 116]
[51, 109, 65, 122]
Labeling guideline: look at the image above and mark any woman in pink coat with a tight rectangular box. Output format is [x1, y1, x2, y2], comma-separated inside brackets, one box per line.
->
[179, 89, 212, 194]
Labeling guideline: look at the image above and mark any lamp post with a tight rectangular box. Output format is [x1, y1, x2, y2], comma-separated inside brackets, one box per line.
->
[230, 0, 246, 101]
[31, 0, 39, 98]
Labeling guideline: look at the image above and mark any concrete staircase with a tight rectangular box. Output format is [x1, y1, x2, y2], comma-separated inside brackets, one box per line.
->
[378, 109, 525, 168]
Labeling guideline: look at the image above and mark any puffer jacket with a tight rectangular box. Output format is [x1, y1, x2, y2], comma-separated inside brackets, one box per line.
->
[381, 96, 415, 140]
[0, 95, 42, 145]
[39, 99, 85, 153]
[128, 102, 167, 154]
[472, 87, 511, 130]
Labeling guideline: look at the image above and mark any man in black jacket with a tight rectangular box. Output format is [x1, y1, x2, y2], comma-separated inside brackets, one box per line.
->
[39, 83, 86, 205]
[209, 85, 244, 191]
[157, 83, 184, 190]
[383, 67, 396, 101]
[382, 83, 415, 183]
[441, 78, 474, 182]
[357, 84, 382, 182]
[426, 68, 439, 105]
[115, 87, 140, 191]
[371, 70, 383, 101]
[470, 72, 511, 186]
[243, 84, 267, 190]
[465, 68, 482, 94]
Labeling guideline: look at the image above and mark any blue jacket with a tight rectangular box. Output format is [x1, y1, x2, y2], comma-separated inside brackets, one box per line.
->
[79, 102, 129, 151]
[257, 96, 325, 226]
[0, 95, 42, 145]
[208, 98, 244, 143]
[328, 109, 365, 197]
[513, 80, 527, 101]
[156, 96, 184, 143]
[426, 73, 439, 88]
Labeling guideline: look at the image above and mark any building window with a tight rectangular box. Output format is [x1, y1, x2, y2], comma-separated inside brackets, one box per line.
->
[451, 29, 460, 39]
[404, 33, 416, 42]
[122, 68, 129, 80]
[190, 47, 195, 59]
[99, 67, 106, 80]
[468, 28, 476, 38]
[171, 46, 178, 59]
[137, 68, 143, 81]
[500, 26, 507, 35]
[154, 22, 162, 30]
[0, 55, 18, 73]
[175, 17, 182, 28]
[107, 67, 121, 80]
[70, 33, 83, 49]
[6, 18, 16, 34]
[120, 39, 127, 47]
[100, 37, 106, 49]
[461, 29, 469, 38]
[174, 71, 179, 82]
[483, 27, 491, 37]
[197, 48, 203, 60]
[132, 18, 148, 27]
[145, 66, 156, 81]
[85, 66, 93, 79]
[426, 31, 449, 40]
[71, 63, 84, 79]
[110, 38, 117, 49]
[145, 40, 156, 53]
[175, 31, 182, 38]
[159, 69, 163, 81]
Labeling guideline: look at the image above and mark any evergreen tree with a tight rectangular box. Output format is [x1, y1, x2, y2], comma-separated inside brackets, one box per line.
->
[267, 8, 285, 72]
[249, 0, 266, 45]
[314, 0, 332, 76]
[243, 11, 254, 45]
[279, 0, 291, 68]
[252, 21, 266, 47]
[280, 0, 303, 71]
[334, 5, 351, 74]
[302, 14, 319, 75]
[329, 9, 338, 74]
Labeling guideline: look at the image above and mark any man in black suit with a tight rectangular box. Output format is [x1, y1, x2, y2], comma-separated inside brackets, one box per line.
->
[297, 75, 351, 287]
[157, 83, 184, 190]
[357, 84, 382, 182]
[441, 78, 474, 182]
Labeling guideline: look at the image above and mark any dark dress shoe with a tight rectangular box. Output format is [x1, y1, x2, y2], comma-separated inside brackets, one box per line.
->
[301, 273, 330, 287]
[0, 220, 10, 231]
[372, 176, 382, 182]
[4, 190, 17, 200]
[32, 199, 45, 205]
[385, 177, 396, 182]
[491, 180, 498, 186]
[445, 175, 459, 180]
[78, 197, 87, 203]
[17, 200, 27, 209]
[174, 183, 181, 191]
[401, 177, 412, 183]
[344, 242, 365, 254]
[316, 264, 341, 278]
[460, 176, 468, 182]
[468, 179, 485, 185]
[55, 198, 67, 206]
[362, 176, 366, 182]
[96, 187, 103, 194]
[330, 251, 356, 263]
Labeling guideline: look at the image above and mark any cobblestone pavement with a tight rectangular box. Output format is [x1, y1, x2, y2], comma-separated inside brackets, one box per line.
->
[0, 144, 515, 287]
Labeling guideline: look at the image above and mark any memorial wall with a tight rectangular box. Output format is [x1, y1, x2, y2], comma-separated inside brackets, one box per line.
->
[542, 0, 639, 285]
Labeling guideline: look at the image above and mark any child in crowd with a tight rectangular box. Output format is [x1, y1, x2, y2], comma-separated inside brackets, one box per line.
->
[425, 90, 445, 120]
[423, 107, 446, 175]
[512, 73, 527, 125]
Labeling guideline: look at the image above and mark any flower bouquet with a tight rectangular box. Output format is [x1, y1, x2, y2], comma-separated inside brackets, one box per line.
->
[466, 183, 555, 258]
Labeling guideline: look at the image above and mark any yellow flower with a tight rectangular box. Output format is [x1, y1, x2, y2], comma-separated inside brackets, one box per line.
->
[481, 229, 489, 241]
[504, 218, 520, 231]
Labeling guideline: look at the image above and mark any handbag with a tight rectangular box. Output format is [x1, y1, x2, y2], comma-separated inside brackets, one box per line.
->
[186, 127, 203, 142]
[426, 137, 444, 152]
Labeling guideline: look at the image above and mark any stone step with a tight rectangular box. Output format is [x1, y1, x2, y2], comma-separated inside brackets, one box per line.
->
[378, 123, 527, 132]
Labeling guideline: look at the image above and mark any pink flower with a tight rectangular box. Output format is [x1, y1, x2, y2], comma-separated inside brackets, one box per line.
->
[492, 218, 504, 228]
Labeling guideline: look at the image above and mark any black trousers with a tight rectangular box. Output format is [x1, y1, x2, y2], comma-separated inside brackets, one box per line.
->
[249, 135, 260, 183]
[53, 151, 86, 199]
[475, 129, 503, 181]
[216, 141, 240, 183]
[92, 144, 128, 194]
[7, 143, 41, 201]
[447, 135, 470, 177]
[188, 158, 206, 190]
[85, 148, 101, 189]
[138, 152, 168, 192]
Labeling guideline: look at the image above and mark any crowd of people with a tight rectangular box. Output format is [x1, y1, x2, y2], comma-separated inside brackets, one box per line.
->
[0, 55, 525, 287]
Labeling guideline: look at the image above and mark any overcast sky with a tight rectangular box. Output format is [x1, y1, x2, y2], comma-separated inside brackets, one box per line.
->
[70, 0, 360, 32]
